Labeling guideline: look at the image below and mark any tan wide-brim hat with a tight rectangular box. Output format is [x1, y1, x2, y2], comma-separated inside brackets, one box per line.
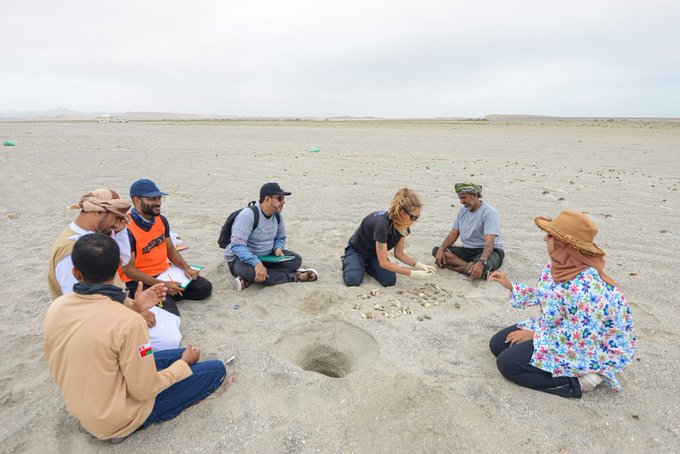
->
[534, 211, 605, 256]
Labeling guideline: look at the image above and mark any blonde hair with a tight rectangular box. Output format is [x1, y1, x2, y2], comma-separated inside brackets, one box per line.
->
[388, 188, 423, 235]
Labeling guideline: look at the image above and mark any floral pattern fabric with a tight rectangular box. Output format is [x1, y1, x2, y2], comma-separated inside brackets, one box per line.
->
[512, 264, 636, 391]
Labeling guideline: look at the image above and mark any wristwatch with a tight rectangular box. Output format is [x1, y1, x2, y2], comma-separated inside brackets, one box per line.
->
[477, 258, 488, 267]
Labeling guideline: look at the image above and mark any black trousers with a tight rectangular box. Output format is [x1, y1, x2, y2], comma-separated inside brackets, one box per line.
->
[125, 276, 212, 316]
[489, 324, 582, 398]
[228, 249, 303, 286]
[432, 246, 504, 271]
[341, 245, 397, 287]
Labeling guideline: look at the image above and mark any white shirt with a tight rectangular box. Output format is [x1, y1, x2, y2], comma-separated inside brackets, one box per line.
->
[53, 223, 180, 351]
[54, 223, 133, 295]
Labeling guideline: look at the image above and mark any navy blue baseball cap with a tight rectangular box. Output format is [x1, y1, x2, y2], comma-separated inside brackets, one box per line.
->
[130, 179, 168, 198]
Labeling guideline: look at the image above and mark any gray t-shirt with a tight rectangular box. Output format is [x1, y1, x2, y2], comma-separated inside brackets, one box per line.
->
[452, 202, 504, 250]
[223, 203, 286, 264]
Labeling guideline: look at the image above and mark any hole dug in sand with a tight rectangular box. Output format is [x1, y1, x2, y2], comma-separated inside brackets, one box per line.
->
[274, 321, 379, 379]
[299, 345, 351, 378]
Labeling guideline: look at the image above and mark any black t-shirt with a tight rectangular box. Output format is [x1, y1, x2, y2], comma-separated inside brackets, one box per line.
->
[348, 211, 407, 256]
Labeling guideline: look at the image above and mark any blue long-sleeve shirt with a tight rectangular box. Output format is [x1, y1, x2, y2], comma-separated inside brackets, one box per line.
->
[223, 203, 286, 266]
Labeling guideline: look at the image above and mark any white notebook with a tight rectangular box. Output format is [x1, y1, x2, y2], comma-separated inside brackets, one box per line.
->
[156, 264, 204, 289]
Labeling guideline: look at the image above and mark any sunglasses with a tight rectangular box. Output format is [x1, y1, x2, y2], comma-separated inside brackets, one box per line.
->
[272, 195, 285, 202]
[402, 207, 420, 221]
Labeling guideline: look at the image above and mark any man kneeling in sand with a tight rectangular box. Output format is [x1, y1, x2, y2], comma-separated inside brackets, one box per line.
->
[433, 182, 505, 280]
[44, 234, 228, 442]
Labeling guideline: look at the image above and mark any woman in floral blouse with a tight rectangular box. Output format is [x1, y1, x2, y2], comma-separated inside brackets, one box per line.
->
[488, 211, 636, 398]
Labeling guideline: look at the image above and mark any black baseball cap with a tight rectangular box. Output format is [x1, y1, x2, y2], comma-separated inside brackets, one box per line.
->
[259, 182, 291, 199]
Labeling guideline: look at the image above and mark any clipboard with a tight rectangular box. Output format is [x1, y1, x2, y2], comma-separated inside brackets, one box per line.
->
[257, 255, 296, 263]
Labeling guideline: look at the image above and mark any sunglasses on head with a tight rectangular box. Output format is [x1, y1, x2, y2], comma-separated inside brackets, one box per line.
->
[402, 207, 419, 221]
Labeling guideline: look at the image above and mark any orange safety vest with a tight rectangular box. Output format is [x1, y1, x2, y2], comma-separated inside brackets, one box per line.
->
[120, 216, 170, 282]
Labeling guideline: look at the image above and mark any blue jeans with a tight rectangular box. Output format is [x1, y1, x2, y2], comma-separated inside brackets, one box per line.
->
[342, 245, 396, 287]
[142, 348, 227, 427]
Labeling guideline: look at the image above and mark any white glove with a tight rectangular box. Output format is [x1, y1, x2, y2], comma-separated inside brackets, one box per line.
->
[410, 269, 433, 280]
[414, 262, 437, 273]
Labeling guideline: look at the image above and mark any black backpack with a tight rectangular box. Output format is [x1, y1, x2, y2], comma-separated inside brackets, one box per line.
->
[218, 201, 281, 249]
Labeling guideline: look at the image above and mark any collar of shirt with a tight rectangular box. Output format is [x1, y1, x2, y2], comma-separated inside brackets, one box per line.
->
[68, 222, 94, 240]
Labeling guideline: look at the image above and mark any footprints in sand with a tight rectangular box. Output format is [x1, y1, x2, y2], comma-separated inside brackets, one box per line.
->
[299, 289, 341, 315]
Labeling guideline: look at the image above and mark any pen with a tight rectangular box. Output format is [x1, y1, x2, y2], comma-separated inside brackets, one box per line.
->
[169, 277, 183, 296]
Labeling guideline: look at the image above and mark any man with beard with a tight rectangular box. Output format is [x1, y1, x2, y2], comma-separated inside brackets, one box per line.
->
[121, 179, 212, 315]
[432, 182, 505, 280]
[49, 189, 131, 299]
[224, 182, 318, 291]
[48, 188, 181, 352]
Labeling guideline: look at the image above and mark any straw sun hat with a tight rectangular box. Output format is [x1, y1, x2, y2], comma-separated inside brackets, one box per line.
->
[534, 211, 605, 256]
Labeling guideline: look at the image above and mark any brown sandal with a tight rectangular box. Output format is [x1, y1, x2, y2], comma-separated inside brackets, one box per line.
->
[295, 268, 319, 282]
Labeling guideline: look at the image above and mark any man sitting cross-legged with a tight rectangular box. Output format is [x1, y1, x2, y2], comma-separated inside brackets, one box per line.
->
[48, 188, 181, 352]
[44, 234, 229, 443]
[433, 182, 505, 280]
[121, 179, 212, 315]
[223, 182, 318, 291]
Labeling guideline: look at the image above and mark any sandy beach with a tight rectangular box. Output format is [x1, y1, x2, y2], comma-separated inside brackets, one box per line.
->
[1, 119, 679, 452]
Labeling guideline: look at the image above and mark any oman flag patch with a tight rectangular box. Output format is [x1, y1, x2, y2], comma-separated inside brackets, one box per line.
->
[137, 342, 153, 358]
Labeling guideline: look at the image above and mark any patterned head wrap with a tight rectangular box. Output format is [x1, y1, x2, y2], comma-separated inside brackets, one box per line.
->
[69, 188, 131, 222]
[454, 182, 482, 196]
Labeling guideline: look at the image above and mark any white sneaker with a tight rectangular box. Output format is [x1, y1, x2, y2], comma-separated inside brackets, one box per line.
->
[234, 276, 250, 292]
[578, 373, 603, 392]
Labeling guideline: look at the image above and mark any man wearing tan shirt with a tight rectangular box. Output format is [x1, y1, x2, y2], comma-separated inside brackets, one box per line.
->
[44, 234, 227, 442]
[48, 188, 182, 352]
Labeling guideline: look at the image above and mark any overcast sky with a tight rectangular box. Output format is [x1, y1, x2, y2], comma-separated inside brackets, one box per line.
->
[2, 0, 679, 117]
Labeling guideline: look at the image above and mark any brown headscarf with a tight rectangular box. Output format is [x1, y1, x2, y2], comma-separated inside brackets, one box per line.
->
[68, 188, 131, 222]
[548, 237, 618, 287]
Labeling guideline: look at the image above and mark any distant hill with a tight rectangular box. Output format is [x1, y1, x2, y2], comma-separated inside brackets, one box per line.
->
[1, 109, 677, 122]
[484, 114, 560, 121]
[0, 108, 231, 121]
[118, 111, 214, 120]
[0, 107, 109, 120]
[0, 108, 203, 121]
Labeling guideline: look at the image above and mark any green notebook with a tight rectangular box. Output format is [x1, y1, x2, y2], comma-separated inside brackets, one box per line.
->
[258, 255, 296, 263]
